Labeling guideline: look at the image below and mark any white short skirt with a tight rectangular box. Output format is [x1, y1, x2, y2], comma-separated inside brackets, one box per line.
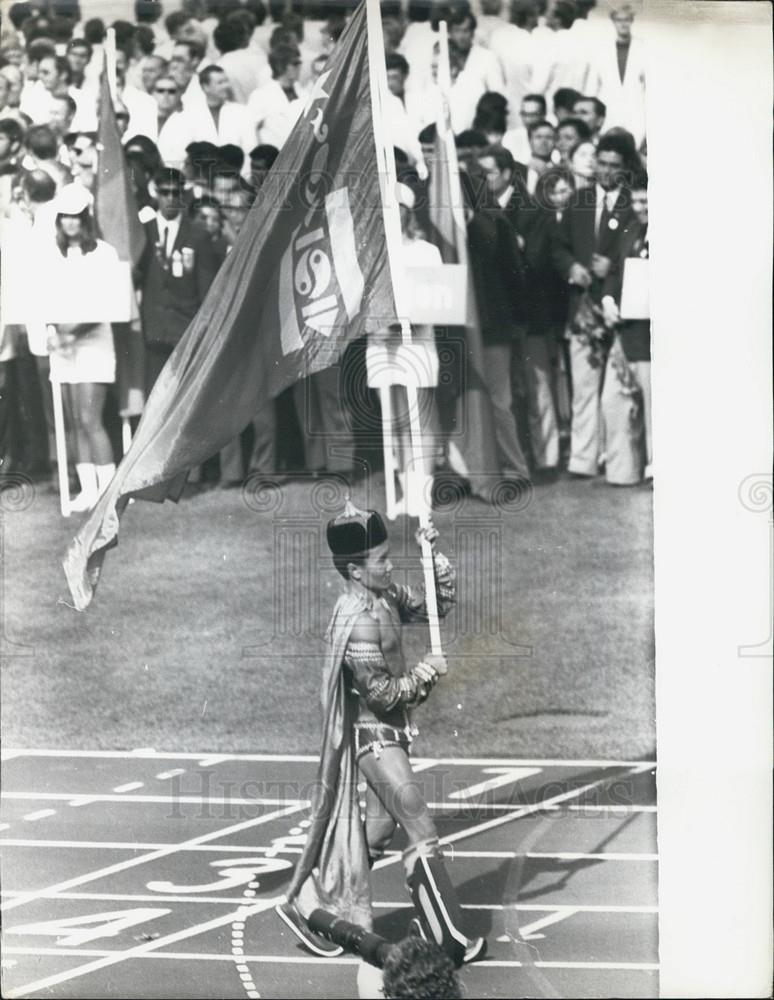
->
[49, 322, 116, 385]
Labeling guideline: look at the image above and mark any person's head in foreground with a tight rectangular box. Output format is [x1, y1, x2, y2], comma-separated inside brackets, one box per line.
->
[382, 936, 462, 999]
[327, 499, 392, 593]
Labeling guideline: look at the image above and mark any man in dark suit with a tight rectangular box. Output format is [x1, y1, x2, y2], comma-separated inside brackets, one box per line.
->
[137, 167, 219, 394]
[552, 132, 633, 476]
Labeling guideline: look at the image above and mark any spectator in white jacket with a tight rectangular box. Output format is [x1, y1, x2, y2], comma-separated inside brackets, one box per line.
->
[196, 65, 254, 163]
[489, 0, 540, 128]
[594, 3, 646, 146]
[246, 43, 307, 150]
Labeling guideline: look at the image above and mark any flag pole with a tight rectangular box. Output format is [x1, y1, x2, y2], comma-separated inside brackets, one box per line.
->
[104, 28, 118, 104]
[51, 371, 70, 517]
[365, 0, 442, 655]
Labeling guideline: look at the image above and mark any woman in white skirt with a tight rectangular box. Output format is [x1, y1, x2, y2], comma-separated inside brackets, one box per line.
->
[47, 184, 118, 512]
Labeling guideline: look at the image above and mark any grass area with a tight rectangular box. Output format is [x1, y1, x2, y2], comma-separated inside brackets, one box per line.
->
[2, 473, 654, 759]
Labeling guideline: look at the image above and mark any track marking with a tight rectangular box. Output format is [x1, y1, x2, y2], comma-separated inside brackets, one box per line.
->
[112, 782, 144, 794]
[1, 749, 655, 768]
[3, 793, 309, 806]
[512, 909, 578, 940]
[1, 793, 656, 813]
[0, 840, 657, 861]
[0, 823, 11, 831]
[0, 892, 659, 911]
[197, 756, 229, 768]
[449, 767, 543, 799]
[21, 810, 56, 822]
[3, 898, 284, 999]
[155, 770, 186, 781]
[68, 797, 99, 808]
[0, 803, 307, 914]
[1, 947, 660, 972]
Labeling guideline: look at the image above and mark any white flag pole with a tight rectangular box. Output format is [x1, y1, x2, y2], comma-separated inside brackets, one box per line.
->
[50, 373, 70, 518]
[365, 0, 442, 655]
[379, 385, 399, 519]
[105, 28, 118, 104]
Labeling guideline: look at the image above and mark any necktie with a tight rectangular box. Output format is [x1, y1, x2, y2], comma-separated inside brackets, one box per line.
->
[282, 85, 297, 101]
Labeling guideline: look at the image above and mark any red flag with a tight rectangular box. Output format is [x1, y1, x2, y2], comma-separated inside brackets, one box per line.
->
[426, 57, 500, 502]
[63, 1, 398, 610]
[95, 58, 147, 417]
[94, 59, 146, 267]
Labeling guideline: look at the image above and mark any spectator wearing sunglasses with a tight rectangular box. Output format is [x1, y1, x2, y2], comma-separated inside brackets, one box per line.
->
[136, 166, 219, 393]
[149, 74, 199, 167]
[246, 43, 307, 150]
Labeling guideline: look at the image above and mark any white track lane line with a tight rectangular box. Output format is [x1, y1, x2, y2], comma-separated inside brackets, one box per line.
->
[1, 947, 660, 972]
[0, 840, 658, 861]
[0, 803, 307, 914]
[1, 891, 659, 911]
[111, 782, 144, 793]
[1, 748, 655, 768]
[21, 810, 57, 822]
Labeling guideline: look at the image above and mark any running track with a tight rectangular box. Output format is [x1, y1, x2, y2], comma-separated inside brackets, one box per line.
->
[0, 750, 658, 998]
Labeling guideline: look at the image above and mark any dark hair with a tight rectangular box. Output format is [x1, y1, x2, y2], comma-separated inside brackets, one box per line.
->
[217, 143, 244, 173]
[476, 90, 508, 115]
[173, 38, 206, 63]
[455, 128, 487, 150]
[135, 0, 163, 24]
[381, 0, 403, 20]
[509, 0, 539, 27]
[153, 166, 186, 188]
[382, 937, 462, 1000]
[534, 164, 574, 206]
[199, 63, 226, 87]
[22, 167, 56, 203]
[8, 3, 34, 31]
[26, 39, 56, 64]
[418, 122, 436, 144]
[190, 194, 223, 218]
[269, 43, 300, 77]
[26, 123, 58, 159]
[269, 26, 296, 49]
[574, 95, 606, 118]
[249, 143, 279, 167]
[111, 19, 137, 50]
[55, 207, 98, 256]
[478, 143, 515, 173]
[281, 11, 305, 41]
[551, 0, 576, 28]
[527, 118, 555, 138]
[553, 86, 581, 113]
[243, 0, 268, 25]
[83, 18, 105, 44]
[164, 11, 189, 37]
[522, 92, 547, 114]
[473, 107, 507, 136]
[0, 118, 24, 146]
[630, 169, 648, 191]
[433, 2, 476, 32]
[214, 17, 248, 54]
[558, 116, 591, 142]
[125, 133, 163, 172]
[49, 0, 81, 21]
[385, 52, 409, 76]
[67, 37, 92, 58]
[49, 15, 75, 43]
[407, 0, 432, 22]
[135, 25, 155, 56]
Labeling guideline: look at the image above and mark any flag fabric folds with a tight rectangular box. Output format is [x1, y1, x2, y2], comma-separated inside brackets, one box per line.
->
[94, 58, 147, 417]
[64, 1, 397, 610]
[426, 80, 501, 502]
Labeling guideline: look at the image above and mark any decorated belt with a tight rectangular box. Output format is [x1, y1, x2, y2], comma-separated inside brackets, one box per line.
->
[354, 721, 418, 761]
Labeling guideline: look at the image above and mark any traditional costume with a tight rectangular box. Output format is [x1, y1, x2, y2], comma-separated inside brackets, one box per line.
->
[276, 501, 486, 967]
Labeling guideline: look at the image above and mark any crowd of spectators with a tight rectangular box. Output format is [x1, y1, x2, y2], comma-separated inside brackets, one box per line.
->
[0, 0, 652, 514]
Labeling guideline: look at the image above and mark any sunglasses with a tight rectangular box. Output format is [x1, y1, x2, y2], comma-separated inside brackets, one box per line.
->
[155, 86, 178, 94]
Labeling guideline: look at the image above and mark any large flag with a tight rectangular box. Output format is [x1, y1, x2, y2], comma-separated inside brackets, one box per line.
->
[426, 36, 500, 502]
[64, 1, 397, 610]
[94, 54, 147, 417]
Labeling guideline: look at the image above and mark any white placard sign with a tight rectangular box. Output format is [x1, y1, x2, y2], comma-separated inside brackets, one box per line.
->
[620, 257, 650, 320]
[405, 264, 467, 325]
[45, 259, 134, 324]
